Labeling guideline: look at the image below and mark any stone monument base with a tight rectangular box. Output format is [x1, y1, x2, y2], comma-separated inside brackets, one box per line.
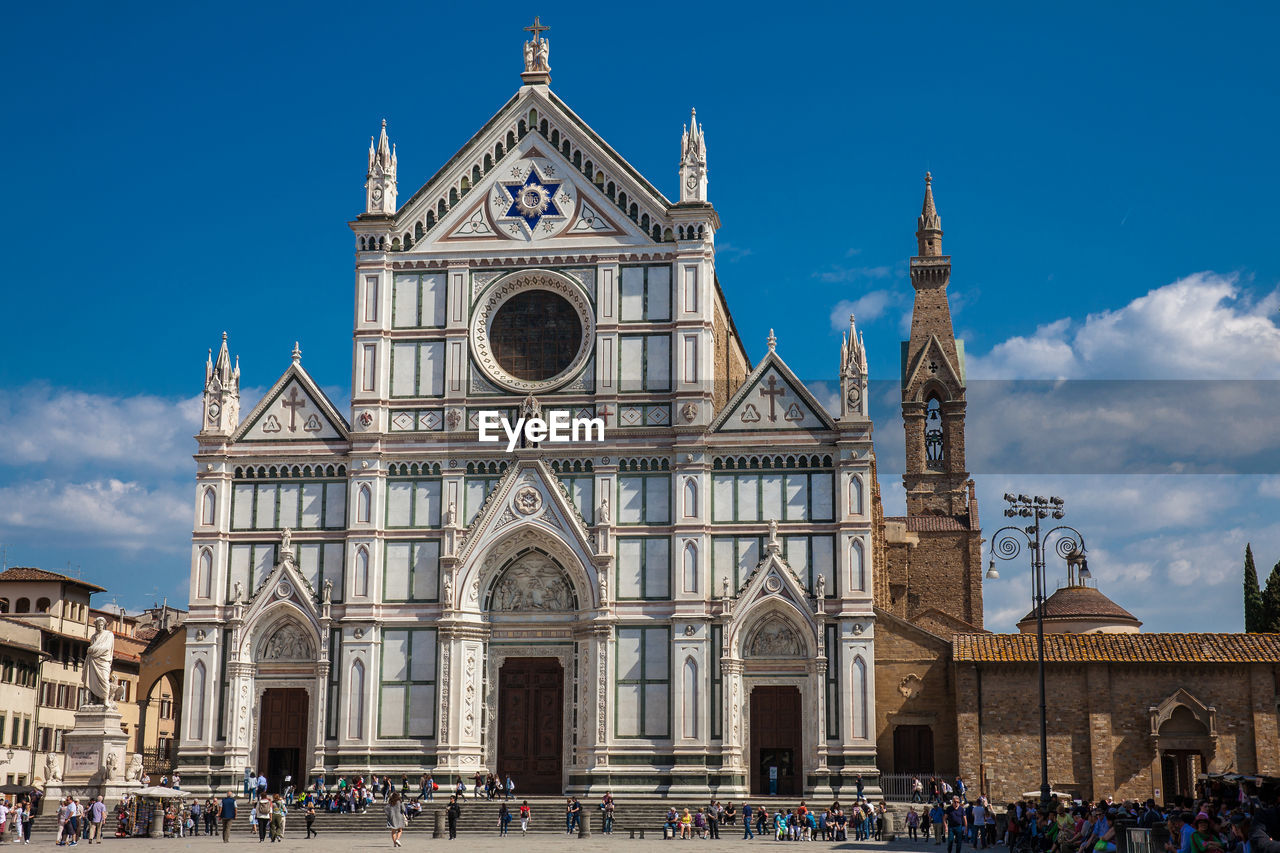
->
[43, 704, 140, 807]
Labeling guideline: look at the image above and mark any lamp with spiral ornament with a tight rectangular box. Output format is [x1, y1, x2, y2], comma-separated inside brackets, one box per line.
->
[986, 493, 1087, 809]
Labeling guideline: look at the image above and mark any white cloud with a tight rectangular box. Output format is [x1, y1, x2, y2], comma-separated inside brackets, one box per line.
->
[968, 273, 1280, 380]
[814, 265, 893, 284]
[0, 477, 190, 551]
[829, 289, 899, 331]
[0, 386, 201, 471]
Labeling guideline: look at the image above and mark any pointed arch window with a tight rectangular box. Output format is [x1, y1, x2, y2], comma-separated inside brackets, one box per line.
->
[188, 660, 207, 741]
[925, 396, 945, 469]
[348, 658, 366, 739]
[849, 475, 864, 516]
[852, 655, 869, 739]
[682, 657, 698, 738]
[850, 539, 866, 592]
[357, 485, 372, 524]
[683, 478, 698, 518]
[354, 547, 370, 597]
[682, 541, 698, 594]
[197, 549, 213, 599]
[201, 487, 216, 526]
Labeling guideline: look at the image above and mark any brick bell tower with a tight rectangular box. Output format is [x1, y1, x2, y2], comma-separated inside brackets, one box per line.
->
[876, 172, 983, 630]
[902, 172, 971, 520]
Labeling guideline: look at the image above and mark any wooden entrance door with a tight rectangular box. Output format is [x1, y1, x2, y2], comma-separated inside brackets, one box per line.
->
[751, 686, 802, 796]
[257, 688, 308, 794]
[893, 725, 935, 774]
[498, 658, 563, 794]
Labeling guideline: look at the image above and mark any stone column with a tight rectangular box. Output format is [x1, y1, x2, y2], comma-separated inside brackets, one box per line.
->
[584, 625, 613, 769]
[310, 660, 330, 779]
[815, 656, 829, 772]
[225, 660, 256, 774]
[720, 659, 745, 770]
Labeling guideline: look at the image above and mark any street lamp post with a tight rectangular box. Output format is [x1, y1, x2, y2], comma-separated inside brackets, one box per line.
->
[985, 494, 1087, 810]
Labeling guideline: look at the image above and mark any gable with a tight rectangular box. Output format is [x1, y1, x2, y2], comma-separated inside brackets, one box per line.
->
[712, 353, 835, 434]
[388, 87, 674, 251]
[235, 367, 348, 444]
[902, 334, 964, 396]
[424, 136, 653, 249]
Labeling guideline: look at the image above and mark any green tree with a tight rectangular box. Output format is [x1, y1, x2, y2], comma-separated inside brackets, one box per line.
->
[1244, 544, 1264, 632]
[1261, 560, 1280, 634]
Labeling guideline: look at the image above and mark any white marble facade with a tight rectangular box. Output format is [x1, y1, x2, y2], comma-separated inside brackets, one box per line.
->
[179, 33, 877, 798]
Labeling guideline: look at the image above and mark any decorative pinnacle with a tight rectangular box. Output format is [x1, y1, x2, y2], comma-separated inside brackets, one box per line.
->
[291, 341, 301, 364]
[767, 329, 777, 352]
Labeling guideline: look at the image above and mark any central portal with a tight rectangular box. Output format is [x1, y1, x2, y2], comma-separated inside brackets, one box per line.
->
[497, 657, 564, 794]
[750, 685, 802, 796]
[257, 688, 308, 794]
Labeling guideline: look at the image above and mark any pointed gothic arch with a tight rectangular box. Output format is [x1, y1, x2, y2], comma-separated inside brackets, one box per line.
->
[683, 540, 698, 593]
[356, 484, 372, 524]
[348, 658, 366, 739]
[682, 657, 699, 738]
[850, 538, 866, 591]
[201, 487, 216, 526]
[1150, 688, 1217, 738]
[852, 655, 869, 739]
[187, 660, 207, 741]
[683, 477, 698, 518]
[197, 548, 213, 599]
[354, 546, 369, 597]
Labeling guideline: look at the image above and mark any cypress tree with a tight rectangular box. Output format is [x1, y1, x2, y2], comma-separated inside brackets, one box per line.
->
[1244, 544, 1264, 632]
[1261, 561, 1280, 634]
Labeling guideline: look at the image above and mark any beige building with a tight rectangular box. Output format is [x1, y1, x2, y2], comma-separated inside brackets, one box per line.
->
[0, 567, 144, 783]
[0, 617, 44, 786]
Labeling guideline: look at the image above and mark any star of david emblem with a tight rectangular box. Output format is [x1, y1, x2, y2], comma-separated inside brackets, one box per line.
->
[502, 167, 563, 230]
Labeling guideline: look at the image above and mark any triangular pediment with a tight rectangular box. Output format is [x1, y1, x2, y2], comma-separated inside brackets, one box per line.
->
[387, 87, 677, 251]
[711, 350, 836, 433]
[903, 334, 964, 398]
[233, 363, 349, 444]
[456, 457, 596, 567]
[240, 544, 323, 642]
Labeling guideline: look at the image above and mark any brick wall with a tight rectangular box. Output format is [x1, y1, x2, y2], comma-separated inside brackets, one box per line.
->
[955, 660, 1280, 803]
[874, 614, 959, 776]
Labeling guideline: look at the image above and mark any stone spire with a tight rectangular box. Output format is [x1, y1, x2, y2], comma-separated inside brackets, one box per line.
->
[364, 119, 397, 215]
[916, 171, 943, 257]
[202, 332, 240, 435]
[839, 314, 868, 420]
[679, 108, 708, 203]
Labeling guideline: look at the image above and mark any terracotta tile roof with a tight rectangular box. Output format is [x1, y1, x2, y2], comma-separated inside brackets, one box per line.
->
[884, 515, 972, 532]
[1016, 585, 1141, 627]
[0, 566, 105, 592]
[954, 632, 1280, 664]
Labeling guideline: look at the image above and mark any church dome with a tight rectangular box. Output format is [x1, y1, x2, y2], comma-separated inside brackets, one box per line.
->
[1016, 584, 1142, 634]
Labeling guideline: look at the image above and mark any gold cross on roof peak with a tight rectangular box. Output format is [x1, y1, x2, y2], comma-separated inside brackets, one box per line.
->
[524, 15, 549, 40]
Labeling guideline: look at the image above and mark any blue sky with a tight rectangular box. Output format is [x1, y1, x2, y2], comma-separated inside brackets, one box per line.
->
[1, 1, 1279, 629]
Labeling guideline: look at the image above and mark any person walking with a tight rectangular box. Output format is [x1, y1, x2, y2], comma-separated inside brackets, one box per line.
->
[385, 792, 407, 848]
[505, 775, 514, 801]
[499, 803, 511, 837]
[269, 796, 286, 842]
[206, 798, 219, 836]
[945, 796, 967, 853]
[742, 803, 754, 840]
[305, 801, 317, 839]
[519, 801, 531, 836]
[446, 796, 461, 840]
[255, 796, 271, 842]
[602, 793, 615, 836]
[220, 788, 238, 840]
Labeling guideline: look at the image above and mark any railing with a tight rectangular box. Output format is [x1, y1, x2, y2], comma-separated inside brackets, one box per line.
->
[141, 746, 174, 776]
[879, 774, 933, 802]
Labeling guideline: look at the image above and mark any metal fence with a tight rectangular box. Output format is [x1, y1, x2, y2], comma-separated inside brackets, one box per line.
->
[879, 774, 932, 802]
[141, 746, 174, 776]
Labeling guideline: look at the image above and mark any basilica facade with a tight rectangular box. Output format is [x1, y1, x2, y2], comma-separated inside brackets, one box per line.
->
[177, 30, 883, 797]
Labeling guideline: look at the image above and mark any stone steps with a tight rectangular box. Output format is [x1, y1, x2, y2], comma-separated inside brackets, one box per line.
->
[228, 795, 884, 835]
